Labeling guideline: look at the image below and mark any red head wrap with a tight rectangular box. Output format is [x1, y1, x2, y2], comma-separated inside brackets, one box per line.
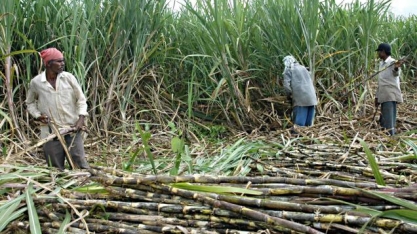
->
[40, 48, 63, 65]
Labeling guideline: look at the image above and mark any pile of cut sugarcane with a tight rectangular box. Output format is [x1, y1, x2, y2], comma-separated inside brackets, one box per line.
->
[3, 159, 417, 234]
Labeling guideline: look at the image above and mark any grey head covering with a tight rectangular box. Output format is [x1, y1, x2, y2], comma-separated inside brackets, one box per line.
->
[283, 55, 297, 71]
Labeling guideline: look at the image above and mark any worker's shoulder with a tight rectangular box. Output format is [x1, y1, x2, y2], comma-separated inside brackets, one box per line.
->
[293, 63, 309, 73]
[60, 71, 81, 83]
[30, 72, 44, 84]
[385, 56, 396, 63]
[294, 63, 306, 69]
[60, 71, 77, 79]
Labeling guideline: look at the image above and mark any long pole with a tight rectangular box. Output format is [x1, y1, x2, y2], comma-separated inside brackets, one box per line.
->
[341, 56, 408, 99]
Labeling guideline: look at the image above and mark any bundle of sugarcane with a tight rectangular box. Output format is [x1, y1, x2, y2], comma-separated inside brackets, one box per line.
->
[2, 164, 417, 234]
[245, 138, 417, 189]
[248, 160, 415, 186]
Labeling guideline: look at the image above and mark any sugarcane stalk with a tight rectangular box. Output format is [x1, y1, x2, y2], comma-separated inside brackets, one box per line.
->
[5, 165, 417, 234]
[187, 214, 292, 232]
[12, 127, 77, 158]
[209, 229, 276, 234]
[263, 161, 408, 182]
[312, 223, 377, 234]
[65, 222, 149, 234]
[41, 227, 66, 234]
[48, 120, 77, 169]
[105, 186, 200, 205]
[51, 202, 151, 215]
[69, 215, 273, 234]
[60, 189, 114, 200]
[82, 217, 269, 234]
[83, 179, 324, 233]
[39, 207, 60, 221]
[85, 218, 165, 233]
[88, 168, 381, 188]
[45, 199, 402, 228]
[248, 185, 371, 197]
[148, 184, 324, 233]
[340, 56, 408, 98]
[77, 219, 221, 234]
[91, 165, 142, 177]
[46, 200, 240, 218]
[41, 222, 88, 234]
[97, 212, 263, 230]
[13, 221, 84, 234]
[101, 184, 347, 215]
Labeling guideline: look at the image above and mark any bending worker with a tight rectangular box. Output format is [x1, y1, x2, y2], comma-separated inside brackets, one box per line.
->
[283, 55, 318, 128]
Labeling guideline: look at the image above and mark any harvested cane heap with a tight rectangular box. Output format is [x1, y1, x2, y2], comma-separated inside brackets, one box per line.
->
[4, 149, 417, 234]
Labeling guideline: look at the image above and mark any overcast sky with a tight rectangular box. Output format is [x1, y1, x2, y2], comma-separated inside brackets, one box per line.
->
[168, 0, 417, 17]
[337, 0, 417, 16]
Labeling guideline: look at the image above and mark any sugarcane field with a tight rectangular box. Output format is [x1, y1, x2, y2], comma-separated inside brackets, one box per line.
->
[1, 0, 417, 233]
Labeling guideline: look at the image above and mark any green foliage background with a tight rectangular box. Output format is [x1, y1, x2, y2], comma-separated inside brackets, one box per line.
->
[1, 0, 416, 136]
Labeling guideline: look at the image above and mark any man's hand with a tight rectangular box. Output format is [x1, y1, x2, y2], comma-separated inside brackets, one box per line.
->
[37, 114, 49, 124]
[73, 115, 85, 131]
[394, 59, 404, 68]
[374, 98, 379, 107]
[394, 59, 404, 72]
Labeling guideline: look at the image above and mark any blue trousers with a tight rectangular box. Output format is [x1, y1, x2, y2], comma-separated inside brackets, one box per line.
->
[380, 101, 397, 135]
[293, 106, 315, 126]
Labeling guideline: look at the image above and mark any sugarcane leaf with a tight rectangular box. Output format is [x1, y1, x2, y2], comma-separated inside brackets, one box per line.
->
[0, 179, 16, 187]
[403, 139, 417, 156]
[256, 163, 264, 173]
[57, 210, 71, 234]
[359, 139, 385, 186]
[358, 188, 417, 211]
[52, 178, 80, 194]
[183, 145, 193, 173]
[0, 165, 50, 174]
[0, 207, 28, 232]
[136, 123, 156, 174]
[0, 189, 10, 196]
[123, 146, 144, 171]
[0, 196, 24, 231]
[171, 137, 184, 153]
[0, 110, 13, 130]
[139, 127, 151, 142]
[170, 155, 181, 176]
[168, 121, 177, 133]
[25, 183, 42, 234]
[355, 207, 382, 217]
[170, 137, 185, 175]
[0, 172, 45, 182]
[170, 183, 263, 195]
[358, 209, 417, 232]
[380, 209, 417, 224]
[72, 184, 108, 194]
[382, 154, 417, 162]
[325, 197, 382, 216]
[0, 49, 37, 60]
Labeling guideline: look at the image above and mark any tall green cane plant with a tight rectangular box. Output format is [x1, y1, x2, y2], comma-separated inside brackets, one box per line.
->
[181, 0, 261, 128]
